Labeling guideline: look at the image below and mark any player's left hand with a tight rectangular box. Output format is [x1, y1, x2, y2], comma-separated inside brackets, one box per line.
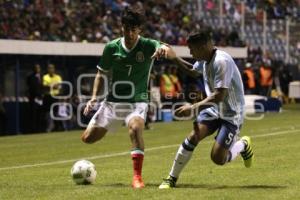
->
[175, 103, 193, 117]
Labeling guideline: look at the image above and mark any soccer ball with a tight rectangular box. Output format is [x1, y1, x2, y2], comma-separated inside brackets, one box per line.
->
[71, 160, 97, 185]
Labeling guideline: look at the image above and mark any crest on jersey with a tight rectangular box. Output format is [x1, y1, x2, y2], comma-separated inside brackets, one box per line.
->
[136, 51, 144, 62]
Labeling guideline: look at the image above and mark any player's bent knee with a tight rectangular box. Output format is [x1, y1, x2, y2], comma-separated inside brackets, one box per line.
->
[81, 129, 104, 144]
[81, 131, 95, 144]
[82, 127, 107, 144]
[211, 154, 226, 166]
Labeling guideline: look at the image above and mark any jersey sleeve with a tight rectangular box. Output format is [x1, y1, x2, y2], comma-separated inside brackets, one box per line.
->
[97, 44, 113, 72]
[146, 39, 162, 55]
[150, 39, 161, 49]
[192, 61, 205, 73]
[214, 59, 233, 89]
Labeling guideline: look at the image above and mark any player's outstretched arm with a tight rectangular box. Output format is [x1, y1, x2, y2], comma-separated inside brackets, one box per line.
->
[172, 56, 200, 78]
[83, 70, 102, 116]
[151, 44, 170, 60]
[152, 44, 200, 78]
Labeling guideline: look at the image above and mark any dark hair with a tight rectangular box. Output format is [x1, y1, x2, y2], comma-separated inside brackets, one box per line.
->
[187, 29, 213, 45]
[121, 5, 145, 27]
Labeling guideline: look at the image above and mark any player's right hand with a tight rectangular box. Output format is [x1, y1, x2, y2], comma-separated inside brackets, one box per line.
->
[151, 44, 176, 60]
[175, 103, 193, 117]
[83, 98, 97, 116]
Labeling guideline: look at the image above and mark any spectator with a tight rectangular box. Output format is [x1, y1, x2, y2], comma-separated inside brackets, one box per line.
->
[42, 63, 62, 132]
[279, 64, 293, 103]
[160, 66, 177, 107]
[0, 92, 6, 135]
[57, 99, 71, 131]
[259, 62, 273, 96]
[169, 66, 183, 99]
[26, 63, 43, 133]
[205, 0, 215, 12]
[243, 62, 256, 94]
[146, 71, 162, 128]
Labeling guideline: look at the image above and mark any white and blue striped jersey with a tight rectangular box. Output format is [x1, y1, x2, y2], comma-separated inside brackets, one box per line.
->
[193, 49, 245, 126]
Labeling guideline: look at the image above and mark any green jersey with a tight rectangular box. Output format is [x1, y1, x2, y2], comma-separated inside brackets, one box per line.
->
[97, 36, 161, 102]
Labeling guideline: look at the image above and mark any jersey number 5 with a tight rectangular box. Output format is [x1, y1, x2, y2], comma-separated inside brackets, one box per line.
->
[225, 133, 234, 145]
[126, 65, 132, 76]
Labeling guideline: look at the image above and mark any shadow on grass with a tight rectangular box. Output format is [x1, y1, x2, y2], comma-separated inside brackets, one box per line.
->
[102, 183, 128, 188]
[101, 183, 164, 188]
[176, 184, 287, 190]
[100, 183, 287, 190]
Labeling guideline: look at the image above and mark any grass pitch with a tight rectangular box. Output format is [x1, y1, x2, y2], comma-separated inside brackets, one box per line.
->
[0, 104, 300, 200]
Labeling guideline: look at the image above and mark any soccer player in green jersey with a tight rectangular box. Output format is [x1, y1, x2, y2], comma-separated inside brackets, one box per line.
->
[81, 5, 168, 189]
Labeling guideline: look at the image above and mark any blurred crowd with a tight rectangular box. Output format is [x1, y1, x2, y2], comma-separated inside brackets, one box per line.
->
[0, 0, 245, 46]
[1, 0, 298, 45]
[204, 0, 300, 20]
[251, 0, 299, 19]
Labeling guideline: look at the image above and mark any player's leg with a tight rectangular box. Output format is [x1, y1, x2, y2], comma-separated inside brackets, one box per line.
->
[81, 125, 107, 144]
[211, 122, 254, 167]
[210, 122, 238, 165]
[81, 102, 109, 144]
[126, 103, 148, 189]
[211, 135, 254, 167]
[159, 119, 218, 189]
[211, 142, 231, 165]
[128, 117, 145, 189]
[170, 122, 214, 177]
[128, 116, 145, 150]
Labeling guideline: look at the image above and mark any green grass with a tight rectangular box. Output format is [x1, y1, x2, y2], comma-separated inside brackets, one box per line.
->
[0, 104, 300, 200]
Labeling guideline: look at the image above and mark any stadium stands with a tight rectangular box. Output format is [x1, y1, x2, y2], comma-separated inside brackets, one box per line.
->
[0, 0, 243, 46]
[1, 0, 298, 63]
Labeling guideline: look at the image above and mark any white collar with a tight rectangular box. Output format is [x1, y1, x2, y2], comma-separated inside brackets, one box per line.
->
[121, 35, 140, 53]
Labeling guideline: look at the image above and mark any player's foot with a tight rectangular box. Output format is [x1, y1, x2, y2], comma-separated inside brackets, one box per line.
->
[241, 136, 254, 168]
[158, 175, 177, 189]
[132, 175, 145, 189]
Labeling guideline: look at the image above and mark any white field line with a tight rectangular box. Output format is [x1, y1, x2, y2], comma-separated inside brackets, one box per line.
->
[0, 129, 299, 171]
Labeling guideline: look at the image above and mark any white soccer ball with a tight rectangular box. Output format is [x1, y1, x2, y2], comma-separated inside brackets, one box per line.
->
[71, 160, 97, 185]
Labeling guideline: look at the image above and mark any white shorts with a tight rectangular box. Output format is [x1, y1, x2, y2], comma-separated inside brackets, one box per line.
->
[88, 101, 148, 132]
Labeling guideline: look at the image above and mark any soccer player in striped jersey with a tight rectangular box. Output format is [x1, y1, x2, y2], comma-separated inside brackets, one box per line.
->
[156, 30, 254, 189]
[81, 5, 168, 189]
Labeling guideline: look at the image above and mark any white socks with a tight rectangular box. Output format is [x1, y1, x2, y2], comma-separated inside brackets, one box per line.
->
[169, 139, 196, 178]
[228, 140, 245, 162]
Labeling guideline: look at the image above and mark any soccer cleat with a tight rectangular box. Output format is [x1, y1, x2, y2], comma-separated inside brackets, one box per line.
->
[132, 175, 145, 189]
[158, 175, 177, 189]
[240, 136, 254, 168]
